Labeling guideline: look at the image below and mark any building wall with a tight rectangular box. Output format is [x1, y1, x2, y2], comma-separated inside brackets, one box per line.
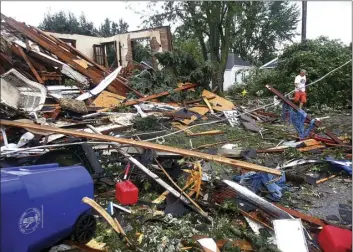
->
[223, 69, 234, 91]
[46, 26, 172, 67]
[223, 65, 252, 91]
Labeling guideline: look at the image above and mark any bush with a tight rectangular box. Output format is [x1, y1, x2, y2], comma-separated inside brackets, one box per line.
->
[244, 37, 352, 108]
[127, 50, 212, 103]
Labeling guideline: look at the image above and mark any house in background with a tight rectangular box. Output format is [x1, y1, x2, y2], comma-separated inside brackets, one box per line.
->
[223, 56, 279, 91]
[223, 53, 252, 91]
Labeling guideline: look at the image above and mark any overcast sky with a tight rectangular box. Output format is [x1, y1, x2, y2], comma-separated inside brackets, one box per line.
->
[1, 1, 352, 45]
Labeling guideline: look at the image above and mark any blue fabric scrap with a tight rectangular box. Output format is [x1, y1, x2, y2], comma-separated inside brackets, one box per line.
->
[325, 156, 352, 176]
[233, 171, 286, 202]
[282, 104, 315, 138]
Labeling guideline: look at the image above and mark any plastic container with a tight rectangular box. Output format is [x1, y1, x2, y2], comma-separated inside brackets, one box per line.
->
[115, 180, 138, 205]
[1, 163, 94, 252]
[317, 225, 352, 252]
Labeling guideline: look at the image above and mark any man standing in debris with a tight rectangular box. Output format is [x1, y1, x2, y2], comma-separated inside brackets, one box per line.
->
[293, 69, 307, 109]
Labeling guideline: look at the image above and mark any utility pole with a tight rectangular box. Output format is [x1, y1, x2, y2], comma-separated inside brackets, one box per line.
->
[301, 1, 307, 42]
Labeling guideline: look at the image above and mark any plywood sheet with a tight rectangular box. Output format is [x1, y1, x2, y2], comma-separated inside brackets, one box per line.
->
[202, 90, 235, 111]
[179, 107, 209, 125]
[90, 91, 126, 108]
[73, 59, 89, 69]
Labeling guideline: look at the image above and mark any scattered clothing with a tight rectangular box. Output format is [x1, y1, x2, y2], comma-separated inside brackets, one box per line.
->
[282, 104, 316, 138]
[233, 171, 286, 201]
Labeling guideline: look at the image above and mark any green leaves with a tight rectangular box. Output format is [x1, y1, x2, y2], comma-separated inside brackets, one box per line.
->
[128, 50, 212, 101]
[245, 37, 352, 108]
[38, 11, 129, 37]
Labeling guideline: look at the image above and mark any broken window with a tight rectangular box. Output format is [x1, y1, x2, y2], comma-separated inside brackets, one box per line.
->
[93, 42, 118, 68]
[131, 38, 152, 65]
[93, 44, 105, 66]
[103, 41, 118, 69]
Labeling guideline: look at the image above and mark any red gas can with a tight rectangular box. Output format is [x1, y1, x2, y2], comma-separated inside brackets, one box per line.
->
[317, 225, 352, 252]
[115, 180, 138, 205]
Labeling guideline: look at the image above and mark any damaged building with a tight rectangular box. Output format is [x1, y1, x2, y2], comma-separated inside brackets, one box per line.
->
[46, 26, 172, 68]
[0, 12, 352, 252]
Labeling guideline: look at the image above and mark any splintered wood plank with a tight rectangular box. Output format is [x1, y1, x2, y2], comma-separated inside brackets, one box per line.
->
[98, 83, 198, 112]
[90, 91, 126, 108]
[202, 90, 235, 111]
[172, 122, 223, 136]
[0, 119, 281, 175]
[302, 139, 321, 147]
[203, 97, 214, 114]
[298, 144, 325, 152]
[179, 106, 209, 125]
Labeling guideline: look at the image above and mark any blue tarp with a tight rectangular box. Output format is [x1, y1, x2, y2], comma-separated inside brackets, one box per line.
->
[282, 104, 316, 138]
[233, 171, 286, 202]
[325, 156, 352, 176]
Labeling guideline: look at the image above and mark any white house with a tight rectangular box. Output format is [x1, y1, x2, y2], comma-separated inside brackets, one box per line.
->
[223, 53, 252, 91]
[223, 56, 279, 91]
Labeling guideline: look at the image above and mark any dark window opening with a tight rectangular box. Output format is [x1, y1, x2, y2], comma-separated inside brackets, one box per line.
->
[59, 38, 76, 48]
[131, 38, 152, 66]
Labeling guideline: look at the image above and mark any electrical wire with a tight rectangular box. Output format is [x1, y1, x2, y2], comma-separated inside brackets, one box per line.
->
[285, 59, 352, 97]
[143, 102, 277, 142]
[144, 59, 352, 142]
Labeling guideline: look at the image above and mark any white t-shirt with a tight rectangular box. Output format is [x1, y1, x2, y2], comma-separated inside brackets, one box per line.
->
[294, 75, 306, 92]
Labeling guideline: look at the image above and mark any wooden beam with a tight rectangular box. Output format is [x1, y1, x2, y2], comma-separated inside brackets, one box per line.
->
[11, 45, 47, 71]
[2, 16, 129, 95]
[274, 203, 326, 227]
[46, 31, 109, 73]
[99, 83, 198, 112]
[0, 119, 281, 175]
[16, 45, 44, 84]
[124, 83, 197, 106]
[2, 17, 101, 81]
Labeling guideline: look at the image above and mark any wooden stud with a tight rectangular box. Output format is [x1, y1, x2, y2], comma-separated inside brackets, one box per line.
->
[16, 45, 44, 84]
[0, 119, 282, 175]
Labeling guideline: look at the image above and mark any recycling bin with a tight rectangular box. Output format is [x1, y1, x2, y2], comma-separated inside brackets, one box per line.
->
[1, 163, 96, 252]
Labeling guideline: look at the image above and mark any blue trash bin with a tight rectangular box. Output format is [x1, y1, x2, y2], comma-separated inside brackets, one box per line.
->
[1, 163, 95, 252]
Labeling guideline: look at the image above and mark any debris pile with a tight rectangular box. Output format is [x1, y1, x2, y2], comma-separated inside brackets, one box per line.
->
[1, 14, 352, 252]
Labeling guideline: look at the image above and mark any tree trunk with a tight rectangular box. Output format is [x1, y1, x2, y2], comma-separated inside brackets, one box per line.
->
[216, 69, 224, 92]
[197, 33, 208, 62]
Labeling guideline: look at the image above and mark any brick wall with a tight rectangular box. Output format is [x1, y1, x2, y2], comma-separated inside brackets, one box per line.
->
[156, 26, 172, 51]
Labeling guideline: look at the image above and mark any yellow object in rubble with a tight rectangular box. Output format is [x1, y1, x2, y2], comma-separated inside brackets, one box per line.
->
[241, 89, 248, 96]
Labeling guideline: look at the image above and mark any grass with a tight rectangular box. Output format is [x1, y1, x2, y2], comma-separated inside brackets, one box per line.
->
[90, 109, 351, 251]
